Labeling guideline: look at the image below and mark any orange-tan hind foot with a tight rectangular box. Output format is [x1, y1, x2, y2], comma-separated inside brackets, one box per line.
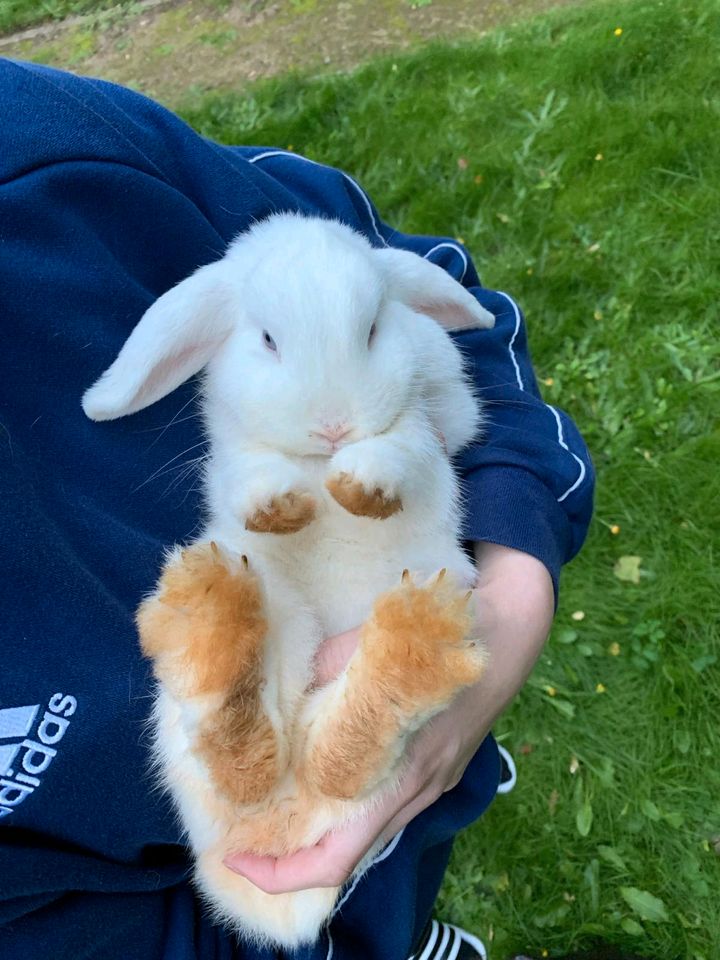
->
[137, 542, 280, 804]
[305, 570, 486, 800]
[325, 471, 402, 519]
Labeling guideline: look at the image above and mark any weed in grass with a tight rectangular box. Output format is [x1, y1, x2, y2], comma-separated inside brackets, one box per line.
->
[65, 26, 96, 63]
[152, 41, 174, 57]
[288, 0, 318, 12]
[198, 27, 237, 48]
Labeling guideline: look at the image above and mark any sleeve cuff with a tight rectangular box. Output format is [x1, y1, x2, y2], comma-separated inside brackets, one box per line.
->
[460, 465, 573, 600]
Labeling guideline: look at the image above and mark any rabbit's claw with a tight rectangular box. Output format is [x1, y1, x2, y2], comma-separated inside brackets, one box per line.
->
[325, 471, 402, 520]
[245, 491, 317, 534]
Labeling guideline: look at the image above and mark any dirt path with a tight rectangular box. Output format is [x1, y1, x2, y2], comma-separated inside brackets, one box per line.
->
[3, 0, 588, 106]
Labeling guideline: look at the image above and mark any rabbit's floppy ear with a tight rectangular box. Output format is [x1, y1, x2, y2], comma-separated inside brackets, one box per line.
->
[375, 247, 495, 331]
[82, 262, 235, 421]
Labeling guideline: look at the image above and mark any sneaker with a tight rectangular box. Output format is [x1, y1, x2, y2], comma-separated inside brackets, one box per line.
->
[409, 919, 487, 960]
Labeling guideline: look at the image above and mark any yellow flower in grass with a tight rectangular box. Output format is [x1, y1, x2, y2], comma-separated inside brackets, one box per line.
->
[596, 683, 607, 694]
[614, 27, 623, 36]
[610, 524, 621, 535]
[545, 685, 557, 697]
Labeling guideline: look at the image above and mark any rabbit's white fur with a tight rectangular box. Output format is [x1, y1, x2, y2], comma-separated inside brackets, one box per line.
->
[83, 213, 495, 947]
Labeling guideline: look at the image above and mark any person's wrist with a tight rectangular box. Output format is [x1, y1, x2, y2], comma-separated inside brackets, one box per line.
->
[473, 542, 554, 632]
[459, 542, 555, 728]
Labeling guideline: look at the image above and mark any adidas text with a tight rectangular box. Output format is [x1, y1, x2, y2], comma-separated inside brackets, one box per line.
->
[0, 694, 77, 819]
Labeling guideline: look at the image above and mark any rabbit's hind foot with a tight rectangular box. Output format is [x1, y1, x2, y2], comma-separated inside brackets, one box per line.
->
[364, 568, 486, 704]
[138, 541, 280, 804]
[304, 570, 486, 800]
[137, 541, 266, 698]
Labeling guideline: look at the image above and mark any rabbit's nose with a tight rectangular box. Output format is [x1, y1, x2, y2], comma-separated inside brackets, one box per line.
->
[314, 423, 352, 444]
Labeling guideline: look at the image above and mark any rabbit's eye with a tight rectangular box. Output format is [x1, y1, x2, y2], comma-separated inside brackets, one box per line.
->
[367, 322, 377, 347]
[263, 330, 277, 353]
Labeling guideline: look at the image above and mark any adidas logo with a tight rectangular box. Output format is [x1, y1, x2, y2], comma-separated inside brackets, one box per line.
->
[0, 694, 77, 819]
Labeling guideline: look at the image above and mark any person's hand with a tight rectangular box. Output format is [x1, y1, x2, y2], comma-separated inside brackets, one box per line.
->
[223, 543, 554, 894]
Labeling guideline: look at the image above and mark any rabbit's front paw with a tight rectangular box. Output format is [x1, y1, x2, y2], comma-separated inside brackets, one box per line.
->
[325, 444, 403, 519]
[326, 472, 402, 519]
[245, 490, 317, 534]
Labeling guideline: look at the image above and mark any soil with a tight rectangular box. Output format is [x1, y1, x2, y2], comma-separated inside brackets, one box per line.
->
[1, 0, 589, 105]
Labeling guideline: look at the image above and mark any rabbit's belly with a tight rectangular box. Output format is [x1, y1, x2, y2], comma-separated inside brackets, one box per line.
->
[283, 518, 475, 636]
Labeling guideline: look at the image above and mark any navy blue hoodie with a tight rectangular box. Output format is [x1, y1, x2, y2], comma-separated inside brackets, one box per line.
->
[0, 60, 593, 960]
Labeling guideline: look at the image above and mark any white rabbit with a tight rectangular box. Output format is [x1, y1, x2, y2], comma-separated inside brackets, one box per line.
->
[82, 213, 495, 948]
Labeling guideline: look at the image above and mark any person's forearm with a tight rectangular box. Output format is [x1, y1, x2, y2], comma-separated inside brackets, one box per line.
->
[466, 541, 554, 726]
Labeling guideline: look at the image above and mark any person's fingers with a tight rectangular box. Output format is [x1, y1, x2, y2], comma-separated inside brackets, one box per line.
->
[310, 626, 361, 687]
[224, 812, 387, 893]
[224, 841, 350, 893]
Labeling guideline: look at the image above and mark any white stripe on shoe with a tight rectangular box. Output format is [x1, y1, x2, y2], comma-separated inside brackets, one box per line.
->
[446, 927, 462, 960]
[435, 922, 451, 958]
[415, 919, 441, 960]
[447, 923, 487, 960]
[410, 920, 487, 960]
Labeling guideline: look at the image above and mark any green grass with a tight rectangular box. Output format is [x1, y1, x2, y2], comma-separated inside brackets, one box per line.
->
[179, 1, 720, 956]
[0, 0, 134, 35]
[0, 0, 235, 35]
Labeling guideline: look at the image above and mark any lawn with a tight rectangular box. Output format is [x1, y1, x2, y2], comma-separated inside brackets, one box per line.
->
[178, 0, 720, 956]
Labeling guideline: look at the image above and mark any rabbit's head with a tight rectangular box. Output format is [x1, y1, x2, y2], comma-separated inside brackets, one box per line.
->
[82, 214, 494, 456]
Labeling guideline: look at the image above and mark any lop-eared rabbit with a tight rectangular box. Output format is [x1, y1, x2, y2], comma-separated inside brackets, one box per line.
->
[83, 214, 495, 948]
